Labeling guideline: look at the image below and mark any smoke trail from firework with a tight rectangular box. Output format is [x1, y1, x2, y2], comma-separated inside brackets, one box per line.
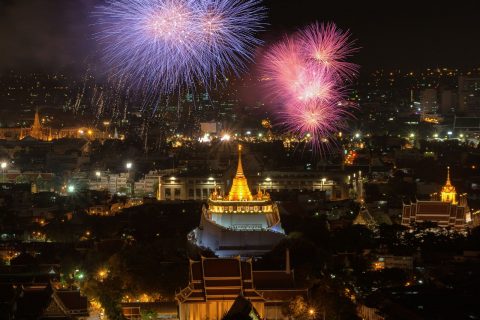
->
[261, 22, 358, 151]
[93, 0, 266, 94]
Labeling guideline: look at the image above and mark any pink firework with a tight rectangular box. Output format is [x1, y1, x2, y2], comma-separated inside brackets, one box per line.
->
[299, 22, 358, 81]
[261, 22, 358, 151]
[262, 37, 341, 107]
[283, 102, 349, 145]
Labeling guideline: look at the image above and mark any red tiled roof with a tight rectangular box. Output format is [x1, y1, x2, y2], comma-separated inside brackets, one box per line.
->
[202, 258, 240, 278]
[176, 257, 306, 304]
[253, 271, 295, 290]
[55, 290, 88, 311]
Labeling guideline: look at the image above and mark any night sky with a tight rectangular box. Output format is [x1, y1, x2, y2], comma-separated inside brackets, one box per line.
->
[0, 0, 479, 72]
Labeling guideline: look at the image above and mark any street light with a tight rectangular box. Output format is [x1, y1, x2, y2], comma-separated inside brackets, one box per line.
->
[265, 177, 272, 191]
[321, 178, 326, 191]
[126, 162, 133, 196]
[1, 162, 7, 183]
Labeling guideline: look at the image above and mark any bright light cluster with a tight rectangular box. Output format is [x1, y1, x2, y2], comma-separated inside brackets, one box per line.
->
[262, 22, 358, 150]
[94, 0, 266, 93]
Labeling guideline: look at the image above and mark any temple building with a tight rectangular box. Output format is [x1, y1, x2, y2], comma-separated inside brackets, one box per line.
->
[402, 167, 468, 230]
[175, 255, 308, 320]
[0, 109, 103, 141]
[189, 145, 285, 257]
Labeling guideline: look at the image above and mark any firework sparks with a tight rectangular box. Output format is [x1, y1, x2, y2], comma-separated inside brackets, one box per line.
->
[94, 0, 266, 94]
[262, 22, 358, 151]
[299, 22, 358, 81]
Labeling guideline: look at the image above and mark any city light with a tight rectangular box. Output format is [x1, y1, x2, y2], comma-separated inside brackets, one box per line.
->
[199, 133, 211, 143]
[126, 162, 133, 170]
[220, 133, 231, 141]
[0, 162, 7, 169]
[95, 171, 101, 177]
[67, 185, 75, 193]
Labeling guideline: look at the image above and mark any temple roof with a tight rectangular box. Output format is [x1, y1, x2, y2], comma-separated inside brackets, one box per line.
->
[227, 145, 253, 201]
[176, 257, 307, 304]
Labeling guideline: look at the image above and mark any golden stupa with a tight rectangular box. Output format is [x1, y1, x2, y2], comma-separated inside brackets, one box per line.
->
[227, 145, 253, 201]
[441, 167, 457, 204]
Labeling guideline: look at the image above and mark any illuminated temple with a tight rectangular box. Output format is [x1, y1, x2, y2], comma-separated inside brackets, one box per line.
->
[0, 109, 102, 141]
[190, 145, 285, 257]
[402, 167, 469, 230]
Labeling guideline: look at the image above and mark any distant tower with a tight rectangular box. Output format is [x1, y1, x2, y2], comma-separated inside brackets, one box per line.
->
[31, 108, 43, 140]
[441, 167, 457, 204]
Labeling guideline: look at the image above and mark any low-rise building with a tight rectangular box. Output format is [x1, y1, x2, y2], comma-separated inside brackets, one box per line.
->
[176, 255, 308, 320]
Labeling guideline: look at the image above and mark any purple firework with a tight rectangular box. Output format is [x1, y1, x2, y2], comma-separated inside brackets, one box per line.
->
[93, 0, 266, 93]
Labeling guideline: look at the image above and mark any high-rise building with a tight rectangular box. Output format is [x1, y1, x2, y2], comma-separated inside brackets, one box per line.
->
[459, 76, 480, 115]
[419, 88, 438, 114]
[439, 89, 457, 114]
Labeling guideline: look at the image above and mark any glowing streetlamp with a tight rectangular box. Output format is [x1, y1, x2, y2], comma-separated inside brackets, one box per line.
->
[1, 161, 7, 183]
[126, 162, 133, 196]
[265, 177, 272, 191]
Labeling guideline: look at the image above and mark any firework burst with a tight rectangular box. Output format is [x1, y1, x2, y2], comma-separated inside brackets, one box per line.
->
[299, 22, 358, 81]
[262, 22, 358, 152]
[93, 0, 266, 94]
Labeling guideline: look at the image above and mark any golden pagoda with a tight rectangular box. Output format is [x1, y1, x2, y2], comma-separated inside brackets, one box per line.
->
[441, 167, 457, 204]
[191, 144, 285, 257]
[227, 145, 253, 201]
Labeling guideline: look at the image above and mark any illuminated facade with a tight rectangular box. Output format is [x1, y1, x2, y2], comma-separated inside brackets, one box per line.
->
[176, 256, 308, 320]
[440, 167, 457, 204]
[190, 145, 285, 257]
[0, 109, 103, 141]
[402, 168, 468, 230]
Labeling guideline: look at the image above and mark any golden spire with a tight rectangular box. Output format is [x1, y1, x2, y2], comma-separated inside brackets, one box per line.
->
[227, 145, 253, 201]
[30, 107, 43, 140]
[441, 166, 457, 204]
[236, 145, 245, 177]
[33, 108, 41, 130]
